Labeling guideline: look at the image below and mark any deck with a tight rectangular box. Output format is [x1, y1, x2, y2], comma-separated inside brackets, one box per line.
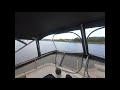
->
[15, 53, 105, 78]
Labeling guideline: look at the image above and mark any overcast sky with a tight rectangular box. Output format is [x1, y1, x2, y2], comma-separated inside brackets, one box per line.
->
[43, 27, 105, 39]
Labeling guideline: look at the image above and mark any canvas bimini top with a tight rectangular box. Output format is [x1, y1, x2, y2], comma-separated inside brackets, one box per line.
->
[15, 12, 105, 40]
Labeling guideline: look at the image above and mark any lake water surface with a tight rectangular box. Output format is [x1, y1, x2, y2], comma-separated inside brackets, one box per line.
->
[15, 41, 105, 65]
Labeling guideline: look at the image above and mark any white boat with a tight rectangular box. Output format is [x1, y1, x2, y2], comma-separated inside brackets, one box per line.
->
[15, 12, 105, 78]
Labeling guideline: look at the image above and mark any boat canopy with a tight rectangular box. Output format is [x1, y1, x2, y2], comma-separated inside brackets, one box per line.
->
[15, 12, 105, 40]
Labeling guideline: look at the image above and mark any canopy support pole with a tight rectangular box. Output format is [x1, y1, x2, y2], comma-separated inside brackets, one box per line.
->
[80, 24, 89, 55]
[36, 39, 41, 57]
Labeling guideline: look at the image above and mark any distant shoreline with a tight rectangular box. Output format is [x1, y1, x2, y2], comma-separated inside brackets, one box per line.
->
[41, 40, 105, 44]
[42, 37, 105, 44]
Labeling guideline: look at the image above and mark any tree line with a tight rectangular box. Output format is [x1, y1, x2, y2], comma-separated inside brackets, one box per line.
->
[42, 37, 105, 44]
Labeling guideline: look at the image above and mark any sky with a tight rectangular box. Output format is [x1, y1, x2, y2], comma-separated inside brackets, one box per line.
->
[43, 27, 105, 40]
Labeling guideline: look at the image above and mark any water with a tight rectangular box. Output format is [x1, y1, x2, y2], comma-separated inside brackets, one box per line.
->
[15, 41, 105, 65]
